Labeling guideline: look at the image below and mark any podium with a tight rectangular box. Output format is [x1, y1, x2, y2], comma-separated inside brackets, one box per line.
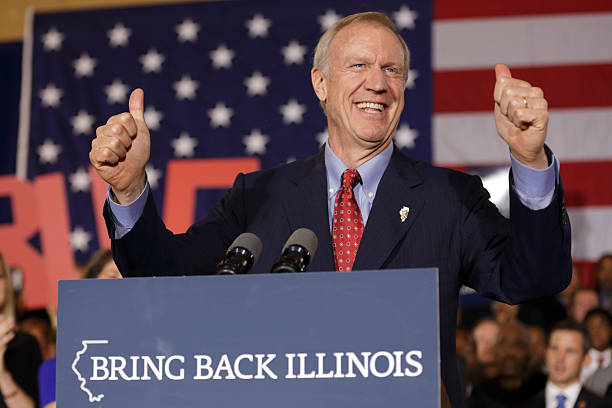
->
[57, 269, 440, 407]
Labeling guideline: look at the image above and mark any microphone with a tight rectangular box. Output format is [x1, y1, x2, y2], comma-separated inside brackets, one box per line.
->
[271, 228, 318, 273]
[216, 233, 263, 275]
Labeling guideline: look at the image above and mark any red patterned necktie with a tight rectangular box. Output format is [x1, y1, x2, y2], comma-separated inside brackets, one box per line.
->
[332, 169, 364, 272]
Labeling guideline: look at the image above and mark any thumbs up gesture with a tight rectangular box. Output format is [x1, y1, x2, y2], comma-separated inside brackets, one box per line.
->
[493, 64, 549, 169]
[90, 89, 150, 204]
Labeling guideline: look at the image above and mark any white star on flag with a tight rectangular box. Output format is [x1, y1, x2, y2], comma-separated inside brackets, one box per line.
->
[41, 27, 64, 51]
[144, 107, 163, 131]
[246, 13, 271, 38]
[73, 53, 97, 77]
[70, 226, 92, 252]
[394, 123, 418, 149]
[145, 164, 162, 189]
[69, 167, 91, 192]
[318, 9, 342, 31]
[140, 49, 165, 73]
[39, 83, 63, 107]
[280, 99, 306, 124]
[176, 18, 200, 42]
[71, 110, 95, 135]
[393, 5, 418, 30]
[171, 132, 198, 157]
[107, 22, 131, 47]
[173, 75, 199, 100]
[406, 69, 419, 90]
[243, 129, 269, 155]
[210, 44, 235, 69]
[282, 40, 307, 65]
[244, 71, 270, 97]
[208, 102, 233, 128]
[37, 139, 62, 164]
[105, 79, 129, 104]
[316, 127, 328, 146]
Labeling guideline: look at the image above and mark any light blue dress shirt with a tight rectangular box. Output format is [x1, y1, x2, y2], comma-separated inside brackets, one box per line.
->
[108, 143, 559, 238]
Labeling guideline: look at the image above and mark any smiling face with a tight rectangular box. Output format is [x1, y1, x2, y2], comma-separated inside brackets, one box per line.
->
[312, 22, 406, 167]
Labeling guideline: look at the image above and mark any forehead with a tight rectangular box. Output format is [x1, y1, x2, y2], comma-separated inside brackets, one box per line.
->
[497, 326, 529, 344]
[550, 330, 583, 347]
[586, 314, 611, 327]
[474, 321, 499, 334]
[329, 22, 403, 62]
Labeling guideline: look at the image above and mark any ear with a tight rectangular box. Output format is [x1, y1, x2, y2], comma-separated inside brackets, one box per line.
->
[311, 66, 328, 103]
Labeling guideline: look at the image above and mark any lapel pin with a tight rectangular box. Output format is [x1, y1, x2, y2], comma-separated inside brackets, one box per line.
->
[399, 206, 410, 222]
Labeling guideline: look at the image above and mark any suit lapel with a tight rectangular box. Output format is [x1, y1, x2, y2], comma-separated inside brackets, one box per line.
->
[353, 149, 425, 270]
[283, 151, 335, 272]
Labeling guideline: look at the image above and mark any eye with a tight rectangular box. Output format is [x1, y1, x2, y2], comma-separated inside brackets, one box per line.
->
[353, 63, 365, 69]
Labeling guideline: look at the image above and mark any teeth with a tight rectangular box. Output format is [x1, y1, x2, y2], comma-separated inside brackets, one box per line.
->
[356, 102, 384, 111]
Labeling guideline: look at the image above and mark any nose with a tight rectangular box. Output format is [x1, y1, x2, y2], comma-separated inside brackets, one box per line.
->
[365, 67, 387, 94]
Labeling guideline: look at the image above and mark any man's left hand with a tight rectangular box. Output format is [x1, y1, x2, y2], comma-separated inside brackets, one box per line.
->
[494, 63, 549, 169]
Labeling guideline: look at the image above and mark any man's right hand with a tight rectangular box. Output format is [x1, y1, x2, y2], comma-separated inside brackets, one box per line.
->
[89, 89, 150, 204]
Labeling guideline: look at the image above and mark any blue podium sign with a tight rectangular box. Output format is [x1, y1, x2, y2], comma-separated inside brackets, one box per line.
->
[58, 269, 440, 407]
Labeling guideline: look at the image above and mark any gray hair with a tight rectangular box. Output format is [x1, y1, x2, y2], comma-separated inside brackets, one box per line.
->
[313, 12, 410, 83]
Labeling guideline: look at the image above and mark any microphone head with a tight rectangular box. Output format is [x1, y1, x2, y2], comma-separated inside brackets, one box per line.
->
[283, 228, 318, 259]
[229, 232, 263, 267]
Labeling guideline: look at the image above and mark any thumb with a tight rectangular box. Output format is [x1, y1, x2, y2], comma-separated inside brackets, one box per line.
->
[129, 88, 146, 122]
[495, 63, 512, 80]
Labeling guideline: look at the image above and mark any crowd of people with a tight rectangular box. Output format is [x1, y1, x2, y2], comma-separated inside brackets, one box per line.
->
[0, 249, 121, 408]
[2, 249, 611, 407]
[457, 254, 612, 407]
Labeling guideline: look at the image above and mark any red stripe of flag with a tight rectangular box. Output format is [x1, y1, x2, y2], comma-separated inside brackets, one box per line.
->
[434, 64, 612, 113]
[561, 161, 612, 207]
[434, 0, 612, 20]
[573, 260, 598, 288]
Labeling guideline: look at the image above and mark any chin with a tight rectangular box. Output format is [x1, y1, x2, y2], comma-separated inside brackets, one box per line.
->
[357, 131, 391, 145]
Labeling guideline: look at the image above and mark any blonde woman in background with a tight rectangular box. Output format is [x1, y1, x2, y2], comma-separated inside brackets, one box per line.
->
[0, 251, 43, 408]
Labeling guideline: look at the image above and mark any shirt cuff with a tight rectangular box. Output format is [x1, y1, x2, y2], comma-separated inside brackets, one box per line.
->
[106, 183, 149, 238]
[510, 148, 559, 211]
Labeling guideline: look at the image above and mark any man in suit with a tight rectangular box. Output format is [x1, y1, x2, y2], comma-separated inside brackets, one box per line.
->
[531, 320, 610, 408]
[89, 12, 571, 407]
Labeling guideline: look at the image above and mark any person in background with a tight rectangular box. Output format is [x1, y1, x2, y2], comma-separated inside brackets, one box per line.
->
[468, 321, 546, 407]
[472, 318, 501, 382]
[82, 249, 123, 280]
[581, 308, 612, 383]
[585, 355, 612, 399]
[491, 301, 520, 326]
[19, 319, 55, 362]
[38, 249, 122, 408]
[558, 265, 582, 310]
[570, 288, 600, 324]
[531, 320, 609, 408]
[0, 251, 42, 408]
[529, 325, 548, 376]
[596, 254, 612, 314]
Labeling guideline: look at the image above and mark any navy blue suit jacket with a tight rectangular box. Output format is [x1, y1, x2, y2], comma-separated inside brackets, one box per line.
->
[105, 147, 572, 407]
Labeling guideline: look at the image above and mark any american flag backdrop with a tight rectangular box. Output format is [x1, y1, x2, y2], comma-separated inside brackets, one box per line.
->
[9, 0, 612, 308]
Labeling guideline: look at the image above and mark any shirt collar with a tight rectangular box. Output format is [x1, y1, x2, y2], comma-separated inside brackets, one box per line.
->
[589, 347, 612, 359]
[324, 142, 393, 201]
[546, 381, 582, 405]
